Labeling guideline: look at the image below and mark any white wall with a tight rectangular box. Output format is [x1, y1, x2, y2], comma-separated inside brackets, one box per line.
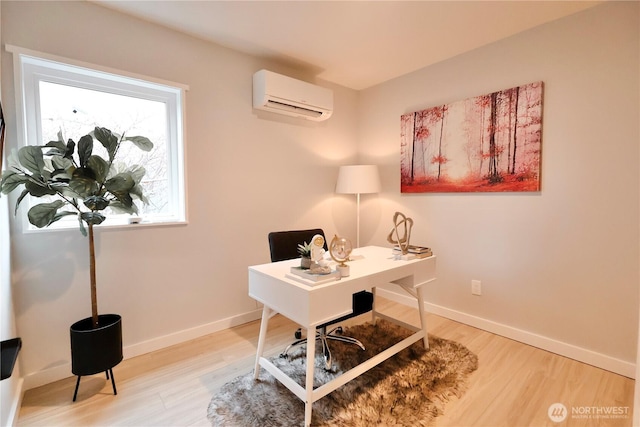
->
[2, 0, 638, 392]
[1, 1, 359, 389]
[0, 196, 22, 427]
[1, 2, 25, 423]
[358, 1, 639, 375]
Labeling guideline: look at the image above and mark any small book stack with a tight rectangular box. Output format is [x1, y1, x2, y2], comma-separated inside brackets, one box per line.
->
[392, 245, 433, 259]
[286, 266, 341, 285]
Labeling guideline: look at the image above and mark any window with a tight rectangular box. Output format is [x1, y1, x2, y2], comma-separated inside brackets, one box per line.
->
[8, 46, 187, 230]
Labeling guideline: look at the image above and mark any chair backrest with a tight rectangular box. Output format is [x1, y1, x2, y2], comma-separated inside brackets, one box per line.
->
[268, 229, 327, 262]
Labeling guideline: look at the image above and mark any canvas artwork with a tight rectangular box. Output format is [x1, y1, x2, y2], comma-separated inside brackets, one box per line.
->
[400, 81, 543, 193]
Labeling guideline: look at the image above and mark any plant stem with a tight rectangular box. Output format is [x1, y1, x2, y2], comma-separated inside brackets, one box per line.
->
[88, 222, 99, 328]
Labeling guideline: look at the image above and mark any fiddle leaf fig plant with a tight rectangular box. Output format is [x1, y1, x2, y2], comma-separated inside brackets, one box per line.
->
[0, 126, 153, 328]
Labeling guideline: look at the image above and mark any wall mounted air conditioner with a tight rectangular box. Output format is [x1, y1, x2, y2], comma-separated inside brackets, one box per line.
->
[252, 69, 333, 121]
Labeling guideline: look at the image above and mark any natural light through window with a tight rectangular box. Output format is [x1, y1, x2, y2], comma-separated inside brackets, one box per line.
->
[39, 82, 170, 217]
[9, 46, 187, 230]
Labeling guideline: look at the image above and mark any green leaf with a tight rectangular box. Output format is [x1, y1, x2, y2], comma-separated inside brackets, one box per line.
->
[0, 171, 29, 194]
[80, 211, 105, 225]
[105, 172, 135, 193]
[129, 184, 148, 205]
[50, 170, 71, 183]
[25, 180, 56, 197]
[86, 155, 110, 183]
[27, 200, 65, 228]
[78, 214, 87, 236]
[14, 189, 29, 215]
[69, 175, 99, 198]
[93, 127, 118, 162]
[56, 186, 80, 200]
[77, 134, 93, 167]
[18, 146, 45, 177]
[50, 156, 73, 183]
[44, 140, 68, 157]
[45, 140, 67, 150]
[83, 195, 109, 211]
[112, 191, 133, 208]
[72, 166, 96, 180]
[128, 165, 146, 185]
[53, 211, 76, 222]
[65, 139, 76, 160]
[124, 135, 154, 152]
[41, 167, 51, 182]
[51, 155, 73, 171]
[109, 200, 138, 215]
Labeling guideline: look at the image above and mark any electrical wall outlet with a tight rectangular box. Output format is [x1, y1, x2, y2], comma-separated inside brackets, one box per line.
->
[471, 280, 482, 296]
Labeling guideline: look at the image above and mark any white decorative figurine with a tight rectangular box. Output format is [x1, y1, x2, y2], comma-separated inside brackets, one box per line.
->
[309, 234, 331, 274]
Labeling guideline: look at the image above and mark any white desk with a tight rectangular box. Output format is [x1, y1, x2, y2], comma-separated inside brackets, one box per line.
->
[249, 245, 436, 427]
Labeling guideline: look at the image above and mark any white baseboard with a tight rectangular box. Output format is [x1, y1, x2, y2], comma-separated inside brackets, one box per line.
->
[123, 309, 263, 359]
[376, 288, 636, 379]
[23, 308, 263, 390]
[23, 292, 635, 390]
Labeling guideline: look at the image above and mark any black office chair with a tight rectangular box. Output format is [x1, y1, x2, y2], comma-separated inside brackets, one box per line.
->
[268, 229, 374, 370]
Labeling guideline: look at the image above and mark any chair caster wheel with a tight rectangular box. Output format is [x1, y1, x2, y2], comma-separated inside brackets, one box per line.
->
[295, 329, 302, 339]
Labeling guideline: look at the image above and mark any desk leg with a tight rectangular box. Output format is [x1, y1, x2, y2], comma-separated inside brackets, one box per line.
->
[371, 286, 377, 325]
[254, 306, 273, 379]
[416, 286, 429, 350]
[304, 326, 315, 427]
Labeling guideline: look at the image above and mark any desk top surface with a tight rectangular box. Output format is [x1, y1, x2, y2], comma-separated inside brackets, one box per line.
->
[249, 245, 435, 290]
[248, 245, 436, 326]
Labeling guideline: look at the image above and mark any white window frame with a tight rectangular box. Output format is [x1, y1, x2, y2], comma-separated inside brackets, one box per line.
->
[6, 45, 188, 232]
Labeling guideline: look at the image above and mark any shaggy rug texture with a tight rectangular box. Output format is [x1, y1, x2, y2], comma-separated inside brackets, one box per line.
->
[207, 319, 478, 426]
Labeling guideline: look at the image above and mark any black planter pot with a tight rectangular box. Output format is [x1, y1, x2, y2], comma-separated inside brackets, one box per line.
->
[70, 314, 123, 401]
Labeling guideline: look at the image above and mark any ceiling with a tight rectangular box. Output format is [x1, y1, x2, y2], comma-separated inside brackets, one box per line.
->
[93, 1, 602, 90]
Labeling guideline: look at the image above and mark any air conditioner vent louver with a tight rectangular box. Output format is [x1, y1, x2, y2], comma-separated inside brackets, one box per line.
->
[265, 99, 324, 119]
[252, 69, 333, 121]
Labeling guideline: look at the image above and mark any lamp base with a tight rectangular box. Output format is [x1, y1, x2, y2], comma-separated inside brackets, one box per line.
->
[336, 264, 350, 277]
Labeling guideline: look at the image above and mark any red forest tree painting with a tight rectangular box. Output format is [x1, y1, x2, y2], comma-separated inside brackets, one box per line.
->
[400, 81, 543, 193]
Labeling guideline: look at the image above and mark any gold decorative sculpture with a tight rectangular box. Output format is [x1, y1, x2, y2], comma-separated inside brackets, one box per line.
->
[387, 211, 413, 255]
[329, 235, 353, 277]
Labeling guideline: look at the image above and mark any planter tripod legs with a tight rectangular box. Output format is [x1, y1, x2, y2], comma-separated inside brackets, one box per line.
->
[73, 368, 117, 402]
[70, 314, 123, 401]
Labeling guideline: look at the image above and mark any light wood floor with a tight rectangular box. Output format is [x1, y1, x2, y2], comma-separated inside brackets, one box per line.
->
[17, 298, 634, 426]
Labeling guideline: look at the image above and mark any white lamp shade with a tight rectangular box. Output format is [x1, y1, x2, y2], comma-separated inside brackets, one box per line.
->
[335, 165, 381, 194]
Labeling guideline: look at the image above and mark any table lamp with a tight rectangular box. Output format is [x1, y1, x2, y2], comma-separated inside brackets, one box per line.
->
[335, 165, 381, 247]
